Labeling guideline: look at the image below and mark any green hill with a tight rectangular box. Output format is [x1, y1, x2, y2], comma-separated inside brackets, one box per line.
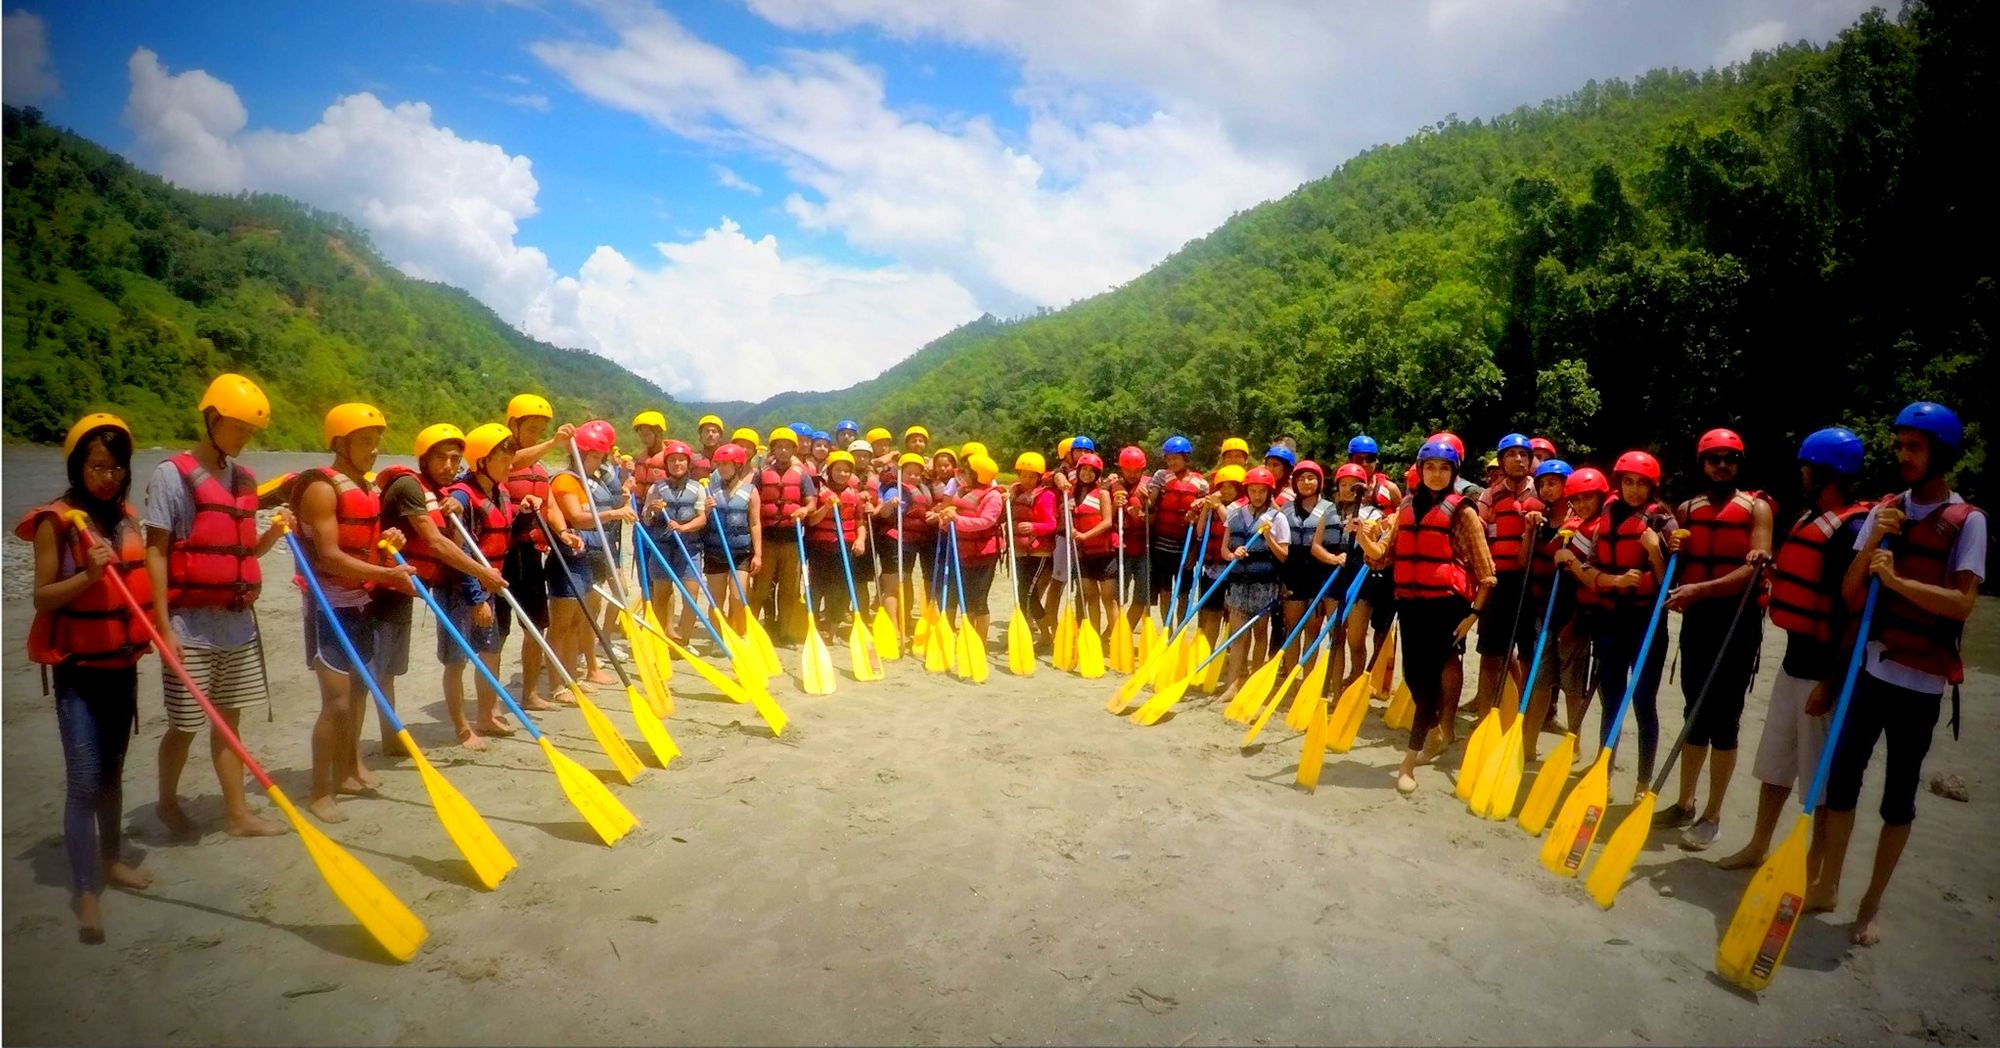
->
[2, 105, 695, 452]
[713, 3, 1991, 497]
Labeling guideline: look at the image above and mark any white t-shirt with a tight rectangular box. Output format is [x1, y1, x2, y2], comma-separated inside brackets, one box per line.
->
[1853, 492, 1986, 693]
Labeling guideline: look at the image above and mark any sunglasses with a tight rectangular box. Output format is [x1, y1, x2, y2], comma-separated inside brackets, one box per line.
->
[1702, 453, 1742, 466]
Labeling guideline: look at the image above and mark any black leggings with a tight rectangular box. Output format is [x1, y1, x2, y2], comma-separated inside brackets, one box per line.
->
[1015, 555, 1051, 622]
[1398, 597, 1469, 752]
[54, 665, 138, 896]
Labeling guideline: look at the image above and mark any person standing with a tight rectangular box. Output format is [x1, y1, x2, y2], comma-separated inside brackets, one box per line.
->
[934, 453, 1006, 642]
[1278, 460, 1336, 672]
[142, 375, 289, 839]
[1216, 467, 1290, 704]
[802, 450, 871, 639]
[751, 428, 818, 642]
[702, 441, 761, 636]
[1147, 436, 1209, 622]
[547, 420, 632, 684]
[1583, 450, 1677, 802]
[1523, 460, 1588, 758]
[503, 394, 578, 710]
[440, 423, 522, 749]
[641, 440, 709, 644]
[1007, 452, 1059, 644]
[1473, 434, 1538, 721]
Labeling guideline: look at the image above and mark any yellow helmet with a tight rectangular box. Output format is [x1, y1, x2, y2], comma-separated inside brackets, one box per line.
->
[507, 393, 553, 424]
[697, 413, 725, 431]
[632, 410, 668, 432]
[898, 452, 927, 468]
[1014, 451, 1047, 475]
[865, 426, 892, 443]
[413, 422, 466, 460]
[63, 412, 131, 458]
[732, 426, 760, 444]
[1214, 464, 1247, 486]
[969, 454, 999, 484]
[1056, 437, 1074, 459]
[826, 450, 856, 468]
[903, 425, 929, 440]
[767, 427, 799, 447]
[1220, 437, 1250, 456]
[198, 373, 271, 429]
[933, 447, 959, 464]
[961, 440, 989, 461]
[324, 403, 387, 448]
[462, 423, 513, 470]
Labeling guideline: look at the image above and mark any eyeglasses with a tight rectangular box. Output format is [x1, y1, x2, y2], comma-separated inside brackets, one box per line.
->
[1702, 453, 1742, 466]
[85, 464, 128, 478]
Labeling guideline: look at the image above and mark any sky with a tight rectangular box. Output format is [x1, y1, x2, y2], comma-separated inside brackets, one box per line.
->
[3, 0, 1877, 402]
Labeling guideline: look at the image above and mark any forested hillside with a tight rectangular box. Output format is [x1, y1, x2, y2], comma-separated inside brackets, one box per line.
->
[723, 2, 1991, 498]
[1, 105, 691, 451]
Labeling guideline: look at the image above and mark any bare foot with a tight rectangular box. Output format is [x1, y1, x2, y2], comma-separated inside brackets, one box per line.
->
[226, 811, 287, 838]
[1851, 899, 1883, 946]
[1803, 883, 1839, 914]
[379, 736, 413, 760]
[456, 727, 488, 752]
[307, 796, 346, 824]
[475, 717, 518, 737]
[336, 776, 377, 797]
[521, 692, 561, 712]
[74, 894, 104, 944]
[156, 801, 199, 841]
[589, 669, 619, 686]
[1715, 844, 1767, 871]
[1396, 772, 1418, 795]
[106, 861, 154, 890]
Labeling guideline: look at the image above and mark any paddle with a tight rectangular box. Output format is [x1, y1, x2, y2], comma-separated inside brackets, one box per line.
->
[286, 532, 516, 891]
[709, 508, 783, 676]
[1717, 575, 1878, 991]
[631, 521, 789, 729]
[1053, 496, 1080, 672]
[831, 500, 886, 681]
[68, 518, 427, 961]
[1109, 530, 1258, 716]
[866, 501, 900, 661]
[792, 521, 837, 695]
[1473, 561, 1567, 821]
[947, 523, 989, 683]
[921, 529, 952, 673]
[1325, 569, 1386, 752]
[619, 509, 677, 715]
[1130, 595, 1278, 726]
[1110, 505, 1136, 674]
[527, 526, 656, 782]
[1589, 563, 1769, 907]
[1370, 620, 1398, 699]
[440, 515, 641, 845]
[1073, 500, 1107, 679]
[1538, 538, 1685, 879]
[571, 442, 677, 720]
[1455, 549, 1541, 801]
[659, 525, 767, 689]
[1226, 564, 1343, 721]
[894, 491, 912, 659]
[1244, 567, 1369, 747]
[1001, 490, 1036, 675]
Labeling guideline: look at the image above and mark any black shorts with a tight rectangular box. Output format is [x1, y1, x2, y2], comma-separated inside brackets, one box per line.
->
[503, 542, 550, 629]
[958, 560, 998, 616]
[1284, 560, 1336, 604]
[1357, 569, 1395, 632]
[1475, 572, 1535, 659]
[1077, 551, 1116, 581]
[1825, 671, 1942, 826]
[1150, 545, 1198, 601]
[1677, 601, 1763, 750]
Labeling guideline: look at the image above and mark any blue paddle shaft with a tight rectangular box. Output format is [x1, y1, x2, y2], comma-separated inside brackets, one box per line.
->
[711, 502, 752, 606]
[831, 500, 864, 614]
[1191, 596, 1281, 673]
[948, 522, 970, 616]
[1298, 564, 1372, 664]
[1512, 572, 1565, 716]
[793, 521, 816, 608]
[1273, 557, 1347, 653]
[634, 522, 729, 651]
[386, 542, 545, 743]
[1802, 577, 1881, 815]
[284, 531, 405, 734]
[1604, 551, 1681, 745]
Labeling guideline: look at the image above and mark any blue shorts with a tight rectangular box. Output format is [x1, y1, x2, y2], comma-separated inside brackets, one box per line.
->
[438, 593, 511, 665]
[546, 545, 610, 601]
[644, 527, 704, 581]
[304, 599, 374, 676]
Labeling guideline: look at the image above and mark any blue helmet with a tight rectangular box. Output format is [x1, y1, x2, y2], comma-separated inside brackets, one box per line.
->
[1264, 445, 1296, 467]
[835, 419, 859, 434]
[1347, 434, 1379, 456]
[1417, 439, 1460, 467]
[789, 421, 812, 436]
[1798, 427, 1865, 475]
[1163, 435, 1193, 456]
[1893, 401, 1962, 453]
[1497, 433, 1532, 455]
[811, 430, 831, 443]
[1072, 436, 1096, 452]
[1533, 459, 1574, 479]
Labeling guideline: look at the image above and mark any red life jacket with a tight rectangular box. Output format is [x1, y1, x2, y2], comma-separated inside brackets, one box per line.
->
[1680, 489, 1769, 589]
[373, 465, 448, 585]
[888, 482, 934, 546]
[164, 451, 262, 610]
[1011, 484, 1053, 557]
[1526, 496, 1564, 593]
[1563, 513, 1605, 607]
[631, 448, 668, 490]
[444, 478, 513, 567]
[1072, 487, 1116, 557]
[1768, 501, 1870, 644]
[16, 504, 153, 668]
[808, 476, 863, 547]
[1872, 495, 1981, 685]
[506, 461, 552, 551]
[1485, 479, 1535, 571]
[1371, 473, 1400, 511]
[1594, 501, 1667, 609]
[292, 468, 382, 593]
[1393, 493, 1472, 601]
[759, 463, 810, 533]
[1151, 469, 1207, 541]
[1193, 506, 1230, 565]
[951, 485, 1004, 566]
[1112, 477, 1147, 554]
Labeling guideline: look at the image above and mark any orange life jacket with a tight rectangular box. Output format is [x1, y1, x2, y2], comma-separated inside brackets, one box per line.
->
[758, 463, 810, 533]
[16, 504, 152, 668]
[292, 468, 382, 593]
[1072, 487, 1116, 557]
[1767, 501, 1870, 644]
[164, 451, 262, 609]
[1680, 489, 1769, 590]
[808, 476, 863, 547]
[1393, 493, 1472, 601]
[506, 461, 552, 551]
[1485, 479, 1534, 570]
[1594, 501, 1668, 610]
[1871, 495, 1981, 685]
[444, 478, 513, 567]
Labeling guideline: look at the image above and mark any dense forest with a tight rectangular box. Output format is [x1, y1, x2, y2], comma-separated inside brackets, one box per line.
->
[710, 1, 1991, 501]
[1, 105, 690, 452]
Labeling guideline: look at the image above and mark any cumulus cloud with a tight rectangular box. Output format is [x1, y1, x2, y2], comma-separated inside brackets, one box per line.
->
[2, 10, 60, 105]
[119, 48, 972, 401]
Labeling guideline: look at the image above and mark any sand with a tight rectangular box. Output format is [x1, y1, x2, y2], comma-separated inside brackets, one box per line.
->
[4, 533, 1998, 1046]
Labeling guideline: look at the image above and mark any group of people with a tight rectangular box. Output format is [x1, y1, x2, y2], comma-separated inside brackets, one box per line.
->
[25, 373, 1981, 953]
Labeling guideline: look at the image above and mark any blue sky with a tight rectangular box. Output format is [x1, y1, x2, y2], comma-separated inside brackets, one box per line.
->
[4, 0, 1877, 401]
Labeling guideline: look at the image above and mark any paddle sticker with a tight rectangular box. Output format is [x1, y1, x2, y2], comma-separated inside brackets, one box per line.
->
[1751, 894, 1803, 980]
[1564, 805, 1603, 871]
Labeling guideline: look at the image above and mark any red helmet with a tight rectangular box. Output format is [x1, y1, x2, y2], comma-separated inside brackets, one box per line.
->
[1529, 436, 1557, 457]
[1405, 465, 1420, 490]
[1293, 459, 1324, 481]
[1244, 467, 1277, 488]
[1075, 452, 1105, 473]
[575, 419, 616, 454]
[1118, 445, 1147, 470]
[662, 439, 693, 459]
[715, 443, 748, 466]
[1696, 428, 1744, 456]
[1334, 462, 1368, 483]
[1612, 450, 1661, 485]
[1426, 431, 1466, 462]
[1565, 467, 1610, 497]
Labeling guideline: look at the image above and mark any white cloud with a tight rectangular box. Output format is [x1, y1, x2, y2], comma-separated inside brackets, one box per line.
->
[2, 11, 60, 105]
[712, 164, 761, 194]
[119, 48, 971, 401]
[505, 92, 551, 112]
[1715, 19, 1791, 66]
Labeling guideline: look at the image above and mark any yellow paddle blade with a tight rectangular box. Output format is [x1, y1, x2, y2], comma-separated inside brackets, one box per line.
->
[1296, 696, 1332, 792]
[1517, 732, 1577, 836]
[1196, 634, 1225, 693]
[1455, 709, 1500, 801]
[1585, 789, 1657, 908]
[1370, 623, 1398, 697]
[626, 685, 681, 769]
[1470, 720, 1519, 817]
[619, 614, 672, 719]
[1716, 814, 1813, 992]
[872, 607, 901, 661]
[1129, 666, 1197, 725]
[1484, 725, 1530, 821]
[1006, 608, 1036, 676]
[1139, 615, 1160, 667]
[1327, 672, 1371, 753]
[923, 615, 949, 673]
[1053, 605, 1078, 671]
[743, 611, 782, 676]
[801, 617, 838, 695]
[1110, 622, 1188, 713]
[953, 619, 975, 681]
[399, 730, 516, 891]
[961, 625, 989, 683]
[742, 680, 790, 736]
[849, 617, 885, 682]
[536, 736, 637, 846]
[911, 603, 931, 658]
[1539, 749, 1611, 878]
[1283, 653, 1322, 733]
[1076, 619, 1106, 679]
[1240, 666, 1300, 747]
[641, 604, 675, 683]
[1385, 681, 1415, 731]
[1226, 655, 1281, 722]
[263, 786, 428, 962]
[658, 633, 750, 704]
[570, 685, 647, 785]
[1110, 613, 1135, 674]
[1503, 670, 1521, 711]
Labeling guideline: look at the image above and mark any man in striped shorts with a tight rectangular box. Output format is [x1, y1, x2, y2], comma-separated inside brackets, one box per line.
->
[142, 375, 290, 839]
